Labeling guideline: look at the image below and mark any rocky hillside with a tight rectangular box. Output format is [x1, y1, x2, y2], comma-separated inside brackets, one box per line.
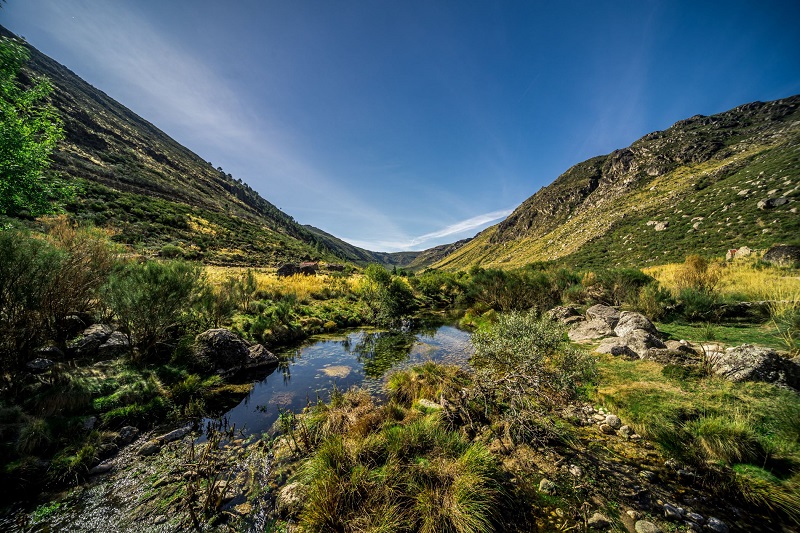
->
[434, 95, 800, 270]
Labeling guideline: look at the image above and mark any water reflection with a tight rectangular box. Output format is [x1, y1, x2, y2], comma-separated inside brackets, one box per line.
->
[215, 325, 473, 437]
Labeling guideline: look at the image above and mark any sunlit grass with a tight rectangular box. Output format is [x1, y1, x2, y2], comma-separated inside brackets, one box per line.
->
[204, 266, 358, 303]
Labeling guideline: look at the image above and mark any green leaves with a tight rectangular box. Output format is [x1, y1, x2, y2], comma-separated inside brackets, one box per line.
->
[0, 37, 66, 217]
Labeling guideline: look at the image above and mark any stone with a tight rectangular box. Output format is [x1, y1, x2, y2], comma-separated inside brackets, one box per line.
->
[619, 425, 633, 438]
[654, 222, 669, 231]
[97, 443, 118, 458]
[705, 517, 729, 533]
[665, 340, 697, 355]
[641, 348, 693, 365]
[26, 358, 55, 373]
[547, 305, 581, 323]
[416, 399, 442, 411]
[638, 470, 656, 482]
[686, 512, 704, 524]
[762, 244, 800, 267]
[137, 440, 162, 456]
[586, 304, 620, 328]
[97, 331, 130, 357]
[599, 424, 616, 435]
[35, 345, 65, 359]
[614, 311, 658, 337]
[569, 319, 615, 342]
[758, 197, 789, 209]
[587, 512, 611, 529]
[83, 416, 97, 431]
[158, 425, 192, 444]
[276, 482, 307, 516]
[88, 461, 114, 475]
[616, 329, 667, 358]
[733, 246, 751, 259]
[567, 464, 583, 477]
[663, 503, 683, 521]
[604, 414, 621, 429]
[117, 426, 140, 445]
[634, 520, 662, 533]
[737, 189, 750, 196]
[711, 344, 800, 389]
[68, 324, 114, 356]
[538, 478, 556, 495]
[194, 329, 278, 375]
[626, 510, 641, 520]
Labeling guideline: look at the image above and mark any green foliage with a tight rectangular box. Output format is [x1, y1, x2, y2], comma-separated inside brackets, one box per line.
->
[102, 259, 205, 359]
[359, 264, 418, 326]
[0, 37, 68, 217]
[633, 282, 674, 320]
[769, 296, 800, 355]
[677, 287, 719, 322]
[471, 312, 595, 443]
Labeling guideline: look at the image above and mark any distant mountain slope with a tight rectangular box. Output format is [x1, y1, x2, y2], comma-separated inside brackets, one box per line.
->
[433, 95, 800, 270]
[2, 25, 345, 266]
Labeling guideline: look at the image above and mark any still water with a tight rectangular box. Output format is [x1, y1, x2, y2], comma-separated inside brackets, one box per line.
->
[218, 325, 474, 436]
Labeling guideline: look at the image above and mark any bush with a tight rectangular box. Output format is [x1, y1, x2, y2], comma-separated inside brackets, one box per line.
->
[102, 260, 205, 359]
[470, 312, 595, 443]
[675, 254, 721, 293]
[634, 282, 675, 320]
[677, 287, 719, 322]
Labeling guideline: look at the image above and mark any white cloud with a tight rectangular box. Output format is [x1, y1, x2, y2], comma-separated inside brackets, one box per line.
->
[343, 208, 512, 252]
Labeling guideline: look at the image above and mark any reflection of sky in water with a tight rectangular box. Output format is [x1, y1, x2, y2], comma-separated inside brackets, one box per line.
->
[216, 326, 472, 437]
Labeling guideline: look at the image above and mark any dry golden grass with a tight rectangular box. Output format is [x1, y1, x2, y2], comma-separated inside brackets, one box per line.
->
[644, 257, 800, 300]
[204, 266, 358, 302]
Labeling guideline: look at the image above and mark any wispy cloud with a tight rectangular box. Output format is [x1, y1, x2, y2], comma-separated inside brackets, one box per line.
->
[343, 208, 512, 252]
[29, 0, 405, 238]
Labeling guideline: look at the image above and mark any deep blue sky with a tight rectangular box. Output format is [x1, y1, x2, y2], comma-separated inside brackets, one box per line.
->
[3, 1, 799, 251]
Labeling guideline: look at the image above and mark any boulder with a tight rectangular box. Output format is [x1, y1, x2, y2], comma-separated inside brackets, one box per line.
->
[97, 331, 130, 357]
[654, 221, 669, 231]
[604, 414, 621, 429]
[117, 426, 140, 445]
[635, 521, 662, 533]
[569, 319, 615, 342]
[68, 324, 113, 356]
[194, 329, 278, 375]
[602, 329, 666, 358]
[26, 358, 56, 373]
[588, 512, 611, 529]
[762, 245, 800, 267]
[276, 482, 307, 517]
[596, 338, 638, 359]
[710, 344, 800, 389]
[35, 345, 65, 359]
[614, 311, 658, 337]
[641, 348, 694, 365]
[538, 478, 556, 495]
[547, 305, 581, 323]
[757, 197, 789, 210]
[733, 246, 751, 259]
[665, 340, 698, 355]
[586, 304, 620, 328]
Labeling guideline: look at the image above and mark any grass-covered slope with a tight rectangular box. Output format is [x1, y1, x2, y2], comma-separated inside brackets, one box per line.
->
[2, 25, 344, 266]
[434, 96, 800, 270]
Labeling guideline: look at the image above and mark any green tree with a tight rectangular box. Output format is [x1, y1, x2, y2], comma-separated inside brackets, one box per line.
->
[0, 37, 67, 217]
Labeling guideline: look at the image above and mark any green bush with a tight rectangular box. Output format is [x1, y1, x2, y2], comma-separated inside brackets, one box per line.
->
[102, 260, 205, 359]
[677, 287, 719, 322]
[634, 282, 674, 320]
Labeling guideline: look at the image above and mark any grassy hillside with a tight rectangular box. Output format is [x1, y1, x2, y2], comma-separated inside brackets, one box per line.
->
[2, 26, 346, 266]
[434, 96, 800, 270]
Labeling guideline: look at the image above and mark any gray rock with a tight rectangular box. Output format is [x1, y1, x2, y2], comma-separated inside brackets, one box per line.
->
[663, 503, 683, 521]
[569, 318, 616, 342]
[588, 512, 611, 529]
[97, 443, 118, 458]
[641, 348, 693, 365]
[83, 416, 97, 430]
[194, 329, 278, 376]
[158, 425, 192, 444]
[568, 464, 583, 477]
[604, 414, 621, 429]
[595, 338, 638, 358]
[685, 521, 702, 532]
[97, 331, 130, 357]
[599, 423, 616, 435]
[538, 478, 556, 495]
[117, 426, 140, 445]
[638, 470, 656, 482]
[276, 482, 307, 517]
[635, 520, 662, 533]
[137, 440, 162, 456]
[547, 305, 581, 322]
[711, 344, 800, 389]
[654, 222, 669, 231]
[35, 345, 65, 359]
[665, 340, 698, 355]
[614, 311, 658, 337]
[586, 304, 620, 328]
[762, 244, 800, 267]
[69, 324, 114, 356]
[619, 425, 633, 438]
[758, 197, 789, 209]
[705, 517, 729, 533]
[620, 329, 667, 358]
[686, 512, 704, 524]
[26, 358, 56, 373]
[88, 461, 114, 475]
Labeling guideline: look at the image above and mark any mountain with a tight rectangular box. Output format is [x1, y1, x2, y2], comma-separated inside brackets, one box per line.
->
[433, 95, 800, 270]
[2, 25, 366, 266]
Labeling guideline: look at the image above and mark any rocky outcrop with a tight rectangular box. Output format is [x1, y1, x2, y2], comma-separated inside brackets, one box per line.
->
[762, 244, 800, 267]
[710, 344, 800, 389]
[614, 311, 658, 337]
[569, 319, 615, 342]
[68, 324, 114, 356]
[193, 328, 278, 376]
[586, 305, 620, 328]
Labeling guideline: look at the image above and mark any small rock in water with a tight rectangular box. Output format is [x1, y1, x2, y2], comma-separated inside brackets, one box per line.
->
[587, 512, 611, 529]
[706, 517, 729, 533]
[685, 521, 702, 532]
[158, 425, 192, 444]
[137, 440, 161, 456]
[88, 461, 114, 475]
[686, 512, 704, 524]
[635, 520, 662, 533]
[539, 478, 556, 495]
[117, 426, 140, 445]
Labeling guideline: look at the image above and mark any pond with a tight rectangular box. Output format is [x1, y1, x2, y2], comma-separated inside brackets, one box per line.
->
[216, 324, 474, 437]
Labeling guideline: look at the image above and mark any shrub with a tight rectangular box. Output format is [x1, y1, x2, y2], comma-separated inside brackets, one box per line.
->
[102, 260, 205, 359]
[675, 254, 721, 293]
[470, 312, 595, 443]
[634, 282, 674, 320]
[677, 287, 719, 322]
[768, 292, 800, 355]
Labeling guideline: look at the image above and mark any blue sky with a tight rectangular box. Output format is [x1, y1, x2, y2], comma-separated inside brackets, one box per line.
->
[3, 1, 799, 251]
